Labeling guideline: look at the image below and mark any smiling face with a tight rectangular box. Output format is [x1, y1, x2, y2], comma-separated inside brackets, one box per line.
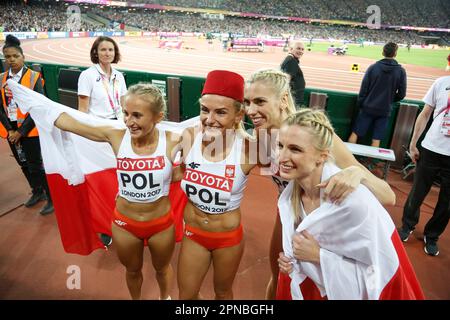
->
[277, 124, 328, 181]
[199, 94, 243, 139]
[3, 47, 25, 74]
[123, 94, 163, 139]
[244, 81, 285, 131]
[97, 40, 115, 66]
[290, 41, 305, 59]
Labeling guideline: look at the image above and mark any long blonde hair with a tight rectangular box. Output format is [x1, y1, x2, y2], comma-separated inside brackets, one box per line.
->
[247, 68, 297, 116]
[284, 108, 335, 221]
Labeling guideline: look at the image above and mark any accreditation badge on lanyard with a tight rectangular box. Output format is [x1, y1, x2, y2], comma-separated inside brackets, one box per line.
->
[439, 92, 450, 136]
[6, 96, 18, 122]
[100, 72, 121, 119]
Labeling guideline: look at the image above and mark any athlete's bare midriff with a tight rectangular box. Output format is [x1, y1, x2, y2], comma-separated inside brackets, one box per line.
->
[183, 201, 241, 232]
[115, 195, 171, 222]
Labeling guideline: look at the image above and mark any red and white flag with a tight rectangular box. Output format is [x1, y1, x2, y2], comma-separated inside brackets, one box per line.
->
[8, 79, 197, 255]
[277, 162, 424, 300]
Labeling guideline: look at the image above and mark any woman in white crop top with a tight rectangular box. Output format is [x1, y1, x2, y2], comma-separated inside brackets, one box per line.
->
[53, 83, 180, 300]
[177, 70, 256, 300]
[243, 69, 397, 299]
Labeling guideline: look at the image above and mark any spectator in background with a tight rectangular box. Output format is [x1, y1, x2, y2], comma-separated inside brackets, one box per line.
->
[280, 40, 305, 108]
[398, 75, 450, 256]
[0, 35, 54, 215]
[78, 36, 127, 120]
[348, 42, 406, 147]
[77, 36, 127, 246]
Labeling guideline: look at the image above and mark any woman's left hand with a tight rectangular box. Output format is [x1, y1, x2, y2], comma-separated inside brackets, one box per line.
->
[316, 165, 363, 204]
[292, 231, 321, 264]
[8, 130, 22, 144]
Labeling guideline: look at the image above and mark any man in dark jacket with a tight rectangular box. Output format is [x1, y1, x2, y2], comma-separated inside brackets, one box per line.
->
[280, 40, 305, 108]
[348, 42, 407, 147]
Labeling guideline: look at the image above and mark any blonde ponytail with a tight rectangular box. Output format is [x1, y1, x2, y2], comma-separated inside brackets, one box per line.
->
[247, 68, 296, 115]
[284, 108, 335, 221]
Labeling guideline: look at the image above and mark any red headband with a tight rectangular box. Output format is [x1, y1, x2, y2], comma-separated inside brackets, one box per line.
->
[201, 70, 244, 103]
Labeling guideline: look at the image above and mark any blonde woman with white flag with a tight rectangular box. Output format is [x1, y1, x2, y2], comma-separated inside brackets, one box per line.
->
[276, 108, 424, 300]
[244, 69, 397, 299]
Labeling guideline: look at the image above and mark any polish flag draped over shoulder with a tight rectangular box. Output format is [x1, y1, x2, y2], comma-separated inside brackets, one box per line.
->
[8, 79, 194, 255]
[277, 162, 424, 300]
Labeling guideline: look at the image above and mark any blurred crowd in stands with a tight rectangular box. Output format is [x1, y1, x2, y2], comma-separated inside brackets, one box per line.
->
[98, 8, 425, 44]
[130, 0, 449, 28]
[0, 1, 103, 32]
[0, 0, 448, 45]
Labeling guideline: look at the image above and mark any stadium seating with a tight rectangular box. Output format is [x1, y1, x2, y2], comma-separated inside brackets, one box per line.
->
[0, 0, 447, 45]
[57, 68, 82, 110]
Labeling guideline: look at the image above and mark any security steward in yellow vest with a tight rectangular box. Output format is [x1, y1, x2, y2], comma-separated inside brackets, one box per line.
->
[0, 35, 53, 215]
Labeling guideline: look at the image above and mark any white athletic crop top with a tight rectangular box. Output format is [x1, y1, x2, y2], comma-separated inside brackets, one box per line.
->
[116, 128, 172, 203]
[181, 133, 248, 214]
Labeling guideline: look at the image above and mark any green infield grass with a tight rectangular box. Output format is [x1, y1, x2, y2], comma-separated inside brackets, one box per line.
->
[306, 42, 449, 69]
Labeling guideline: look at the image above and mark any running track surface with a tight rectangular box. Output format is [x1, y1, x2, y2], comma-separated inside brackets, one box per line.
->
[21, 37, 449, 101]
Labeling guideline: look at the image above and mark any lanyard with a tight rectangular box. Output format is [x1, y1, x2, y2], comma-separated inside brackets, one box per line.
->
[434, 92, 450, 120]
[5, 74, 18, 115]
[99, 71, 119, 112]
[6, 72, 19, 106]
[447, 94, 450, 114]
[438, 93, 450, 136]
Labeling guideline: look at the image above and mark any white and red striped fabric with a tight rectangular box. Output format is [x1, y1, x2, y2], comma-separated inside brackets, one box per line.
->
[277, 162, 424, 300]
[8, 79, 197, 255]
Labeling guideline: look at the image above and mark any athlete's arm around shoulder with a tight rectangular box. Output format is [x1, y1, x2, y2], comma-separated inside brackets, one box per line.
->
[329, 133, 396, 206]
[241, 134, 257, 175]
[54, 112, 125, 154]
[178, 125, 200, 164]
[165, 130, 182, 164]
[250, 129, 271, 169]
[165, 130, 184, 182]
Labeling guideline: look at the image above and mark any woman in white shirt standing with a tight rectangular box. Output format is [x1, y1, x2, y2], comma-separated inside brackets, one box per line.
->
[78, 36, 127, 120]
[77, 36, 127, 246]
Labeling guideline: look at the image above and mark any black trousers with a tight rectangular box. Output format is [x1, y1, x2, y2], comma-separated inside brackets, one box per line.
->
[293, 90, 304, 108]
[402, 147, 450, 242]
[7, 135, 51, 202]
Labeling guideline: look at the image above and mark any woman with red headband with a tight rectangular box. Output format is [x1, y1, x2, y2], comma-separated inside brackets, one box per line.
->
[177, 70, 255, 300]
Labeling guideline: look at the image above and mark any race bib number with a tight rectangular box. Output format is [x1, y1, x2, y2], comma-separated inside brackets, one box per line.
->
[117, 156, 166, 201]
[182, 167, 234, 214]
